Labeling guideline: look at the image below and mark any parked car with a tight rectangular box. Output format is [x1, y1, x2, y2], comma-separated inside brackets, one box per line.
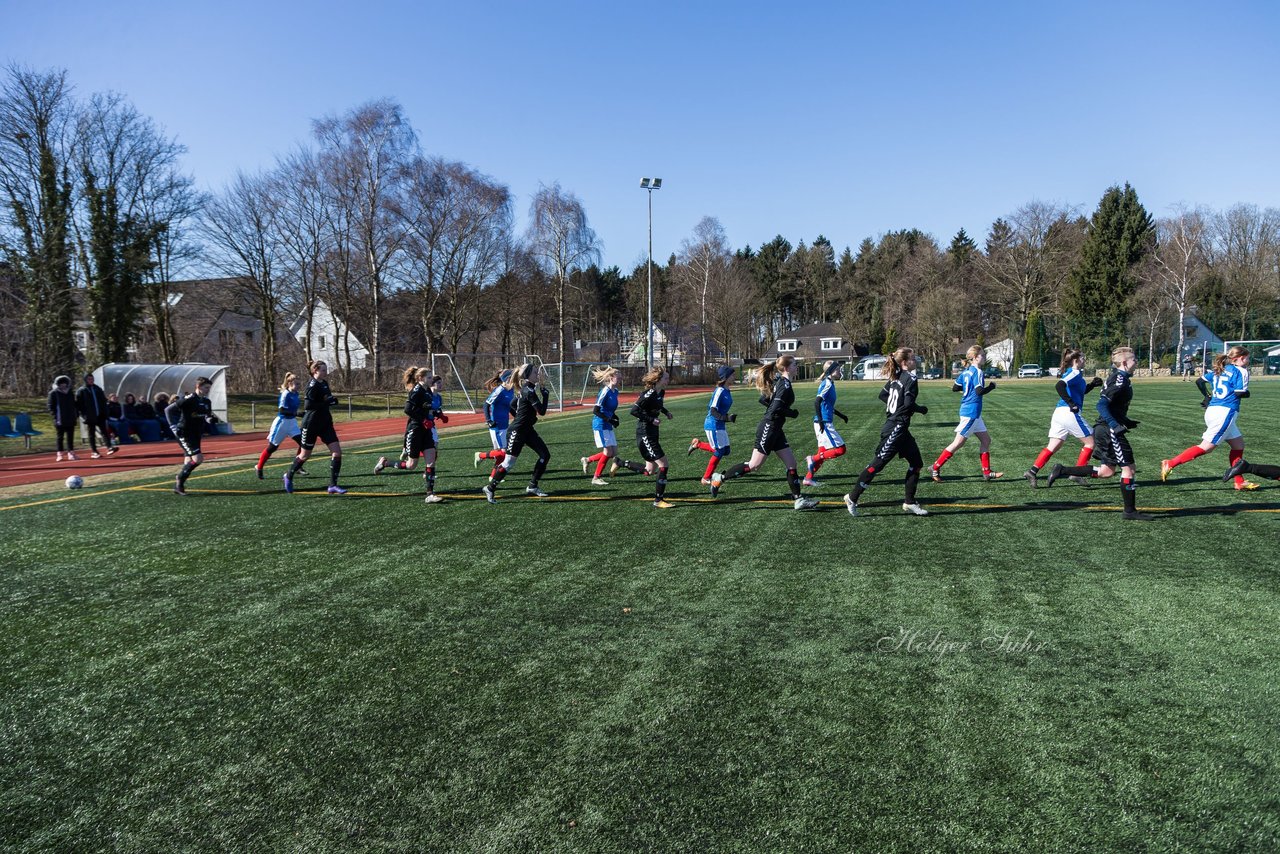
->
[983, 365, 1003, 379]
[921, 365, 943, 380]
[1017, 363, 1045, 378]
[851, 355, 888, 381]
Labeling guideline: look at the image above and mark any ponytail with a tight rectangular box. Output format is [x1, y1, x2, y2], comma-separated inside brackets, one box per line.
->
[401, 366, 428, 389]
[592, 365, 618, 384]
[1060, 349, 1082, 375]
[1214, 345, 1249, 375]
[279, 371, 297, 392]
[755, 355, 794, 394]
[964, 345, 984, 367]
[886, 347, 914, 381]
[641, 366, 666, 389]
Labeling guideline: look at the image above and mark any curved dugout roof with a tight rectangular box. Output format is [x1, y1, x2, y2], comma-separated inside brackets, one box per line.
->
[93, 364, 231, 425]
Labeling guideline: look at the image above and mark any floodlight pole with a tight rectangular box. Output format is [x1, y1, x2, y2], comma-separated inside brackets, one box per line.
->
[641, 178, 662, 370]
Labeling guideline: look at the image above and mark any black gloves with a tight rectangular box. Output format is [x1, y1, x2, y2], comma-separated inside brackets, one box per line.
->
[326, 395, 340, 408]
[610, 415, 620, 427]
[1200, 397, 1210, 408]
[1087, 377, 1103, 391]
[486, 419, 496, 428]
[728, 413, 737, 423]
[916, 404, 929, 415]
[1069, 403, 1080, 413]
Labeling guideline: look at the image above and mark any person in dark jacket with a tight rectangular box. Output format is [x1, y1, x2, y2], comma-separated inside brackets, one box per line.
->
[842, 347, 930, 518]
[75, 372, 116, 458]
[47, 375, 79, 461]
[165, 376, 219, 495]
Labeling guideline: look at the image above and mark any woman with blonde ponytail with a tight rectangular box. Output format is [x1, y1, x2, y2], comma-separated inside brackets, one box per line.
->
[710, 355, 818, 511]
[255, 371, 306, 478]
[1161, 346, 1256, 490]
[930, 345, 1002, 483]
[842, 347, 930, 517]
[580, 366, 622, 486]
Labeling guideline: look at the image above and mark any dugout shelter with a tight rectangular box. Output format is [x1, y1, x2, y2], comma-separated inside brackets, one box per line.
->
[93, 363, 232, 433]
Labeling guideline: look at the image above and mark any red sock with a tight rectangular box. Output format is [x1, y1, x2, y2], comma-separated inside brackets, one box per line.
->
[595, 456, 608, 478]
[1169, 445, 1208, 468]
[257, 447, 272, 469]
[825, 446, 845, 462]
[933, 449, 953, 470]
[980, 451, 992, 474]
[695, 440, 715, 453]
[491, 450, 505, 465]
[1033, 447, 1054, 469]
[1075, 446, 1093, 466]
[1229, 447, 1244, 484]
[703, 456, 719, 480]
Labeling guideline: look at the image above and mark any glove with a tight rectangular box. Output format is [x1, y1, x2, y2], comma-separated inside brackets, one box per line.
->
[1124, 419, 1140, 430]
[916, 405, 929, 415]
[665, 412, 674, 420]
[326, 396, 340, 407]
[1112, 423, 1128, 435]
[204, 415, 218, 425]
[1068, 403, 1080, 413]
[837, 412, 848, 423]
[1087, 377, 1103, 390]
[728, 413, 737, 423]
[610, 415, 620, 427]
[1200, 396, 1210, 408]
[439, 414, 449, 424]
[486, 419, 496, 429]
[986, 381, 997, 392]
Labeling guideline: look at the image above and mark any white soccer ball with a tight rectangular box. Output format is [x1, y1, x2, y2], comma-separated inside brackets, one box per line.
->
[65, 475, 84, 490]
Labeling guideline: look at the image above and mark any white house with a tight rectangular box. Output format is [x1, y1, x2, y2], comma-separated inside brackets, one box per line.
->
[291, 298, 368, 370]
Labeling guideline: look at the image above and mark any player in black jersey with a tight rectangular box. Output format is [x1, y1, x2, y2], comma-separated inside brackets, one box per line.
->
[710, 355, 818, 511]
[165, 376, 219, 495]
[628, 366, 676, 508]
[843, 347, 930, 517]
[1044, 346, 1152, 521]
[483, 362, 551, 502]
[284, 361, 347, 495]
[374, 366, 444, 503]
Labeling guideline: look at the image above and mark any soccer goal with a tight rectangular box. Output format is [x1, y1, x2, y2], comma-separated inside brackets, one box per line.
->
[429, 353, 479, 414]
[1221, 340, 1280, 377]
[525, 359, 626, 412]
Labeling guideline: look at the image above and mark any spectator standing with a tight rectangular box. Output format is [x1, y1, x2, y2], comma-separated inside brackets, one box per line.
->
[47, 375, 79, 461]
[76, 372, 116, 458]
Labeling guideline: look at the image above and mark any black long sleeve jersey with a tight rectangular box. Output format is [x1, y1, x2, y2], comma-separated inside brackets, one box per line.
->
[760, 376, 799, 424]
[1094, 369, 1136, 430]
[510, 382, 548, 432]
[881, 371, 925, 427]
[630, 387, 668, 435]
[165, 393, 214, 436]
[404, 383, 431, 427]
[302, 378, 338, 428]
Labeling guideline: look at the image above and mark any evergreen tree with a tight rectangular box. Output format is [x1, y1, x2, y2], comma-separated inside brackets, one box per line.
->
[1022, 308, 1046, 366]
[882, 325, 898, 356]
[1064, 183, 1155, 346]
[948, 228, 977, 269]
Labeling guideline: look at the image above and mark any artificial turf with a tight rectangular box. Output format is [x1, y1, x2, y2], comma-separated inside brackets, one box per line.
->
[2, 378, 1278, 851]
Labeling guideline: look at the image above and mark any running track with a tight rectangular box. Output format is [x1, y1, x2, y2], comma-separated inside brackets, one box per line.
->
[0, 387, 714, 490]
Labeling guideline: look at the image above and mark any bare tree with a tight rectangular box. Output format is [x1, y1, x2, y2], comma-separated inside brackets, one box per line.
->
[977, 201, 1084, 340]
[1128, 278, 1173, 374]
[525, 182, 600, 364]
[913, 286, 963, 373]
[1150, 204, 1208, 366]
[674, 216, 732, 366]
[271, 148, 332, 364]
[1206, 203, 1280, 339]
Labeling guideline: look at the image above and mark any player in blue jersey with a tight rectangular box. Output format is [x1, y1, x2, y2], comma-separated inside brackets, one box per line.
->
[374, 367, 447, 502]
[255, 371, 306, 478]
[1161, 346, 1257, 490]
[1023, 349, 1103, 487]
[475, 370, 514, 469]
[581, 366, 623, 485]
[930, 345, 1001, 482]
[803, 360, 849, 486]
[688, 366, 736, 485]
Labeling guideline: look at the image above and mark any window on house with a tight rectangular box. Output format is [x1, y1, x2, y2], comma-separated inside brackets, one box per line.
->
[821, 338, 841, 351]
[777, 340, 797, 352]
[243, 331, 254, 344]
[219, 329, 233, 348]
[73, 331, 89, 352]
[319, 335, 326, 349]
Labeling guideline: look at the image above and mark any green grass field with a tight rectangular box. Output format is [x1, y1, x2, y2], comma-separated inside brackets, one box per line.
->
[3, 379, 1279, 852]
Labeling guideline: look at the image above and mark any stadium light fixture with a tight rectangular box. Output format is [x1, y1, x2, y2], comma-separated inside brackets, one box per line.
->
[640, 177, 663, 369]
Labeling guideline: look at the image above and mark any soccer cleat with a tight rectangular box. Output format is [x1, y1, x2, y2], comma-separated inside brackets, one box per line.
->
[1045, 463, 1064, 488]
[255, 465, 263, 479]
[1223, 458, 1249, 483]
[283, 472, 294, 494]
[802, 477, 821, 487]
[687, 438, 700, 456]
[474, 451, 484, 468]
[654, 500, 675, 509]
[1068, 475, 1092, 488]
[67, 451, 78, 461]
[55, 452, 64, 462]
[591, 477, 609, 486]
[326, 485, 348, 495]
[173, 476, 186, 496]
[700, 477, 713, 486]
[424, 493, 444, 504]
[930, 466, 942, 483]
[482, 483, 497, 504]
[843, 494, 858, 516]
[106, 447, 118, 455]
[1122, 511, 1154, 521]
[1023, 469, 1038, 488]
[1235, 480, 1260, 491]
[581, 456, 590, 474]
[297, 468, 309, 476]
[526, 486, 548, 497]
[373, 456, 388, 475]
[1160, 459, 1173, 482]
[609, 460, 620, 476]
[902, 502, 929, 516]
[91, 452, 102, 459]
[794, 496, 819, 511]
[709, 472, 723, 499]
[982, 471, 1004, 481]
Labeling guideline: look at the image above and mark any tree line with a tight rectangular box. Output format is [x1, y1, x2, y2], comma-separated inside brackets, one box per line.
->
[2, 64, 1278, 394]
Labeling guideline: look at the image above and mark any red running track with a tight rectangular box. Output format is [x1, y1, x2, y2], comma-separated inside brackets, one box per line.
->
[0, 387, 715, 490]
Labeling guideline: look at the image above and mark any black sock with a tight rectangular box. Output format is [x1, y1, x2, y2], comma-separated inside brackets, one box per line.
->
[848, 467, 876, 502]
[725, 462, 750, 480]
[288, 457, 304, 476]
[425, 466, 435, 494]
[1027, 464, 1039, 474]
[656, 467, 668, 501]
[786, 467, 801, 499]
[178, 461, 198, 486]
[1060, 465, 1095, 477]
[904, 466, 919, 503]
[490, 466, 508, 487]
[1245, 462, 1280, 480]
[620, 459, 645, 473]
[531, 457, 548, 486]
[330, 456, 342, 487]
[1122, 477, 1137, 514]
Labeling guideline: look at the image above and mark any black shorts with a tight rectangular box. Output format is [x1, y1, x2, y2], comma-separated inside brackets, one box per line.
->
[506, 427, 549, 461]
[636, 429, 665, 462]
[753, 419, 788, 455]
[300, 419, 339, 450]
[1091, 424, 1133, 468]
[869, 422, 922, 472]
[403, 424, 436, 458]
[176, 433, 201, 456]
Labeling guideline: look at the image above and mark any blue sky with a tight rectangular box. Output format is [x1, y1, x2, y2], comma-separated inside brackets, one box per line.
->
[4, 0, 1278, 270]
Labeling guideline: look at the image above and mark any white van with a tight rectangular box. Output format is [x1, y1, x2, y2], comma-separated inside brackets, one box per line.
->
[851, 355, 888, 381]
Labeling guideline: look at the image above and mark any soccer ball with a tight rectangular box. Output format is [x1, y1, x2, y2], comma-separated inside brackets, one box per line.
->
[65, 475, 84, 490]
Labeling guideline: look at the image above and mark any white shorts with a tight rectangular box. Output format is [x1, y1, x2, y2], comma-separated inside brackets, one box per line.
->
[267, 416, 301, 446]
[488, 428, 507, 450]
[593, 428, 617, 449]
[1048, 408, 1090, 441]
[955, 415, 987, 438]
[705, 427, 729, 455]
[1202, 407, 1242, 445]
[813, 421, 845, 450]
